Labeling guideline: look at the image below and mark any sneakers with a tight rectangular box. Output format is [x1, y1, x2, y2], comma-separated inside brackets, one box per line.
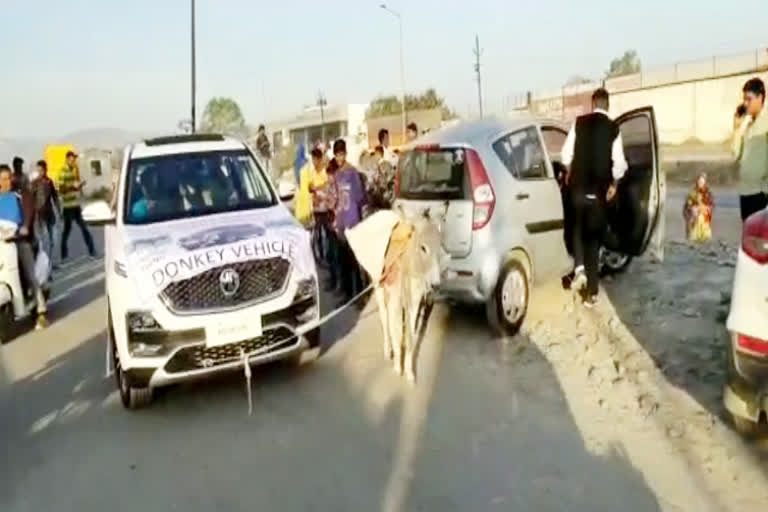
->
[35, 314, 49, 330]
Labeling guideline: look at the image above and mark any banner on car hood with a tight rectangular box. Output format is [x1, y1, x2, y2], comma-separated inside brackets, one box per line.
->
[122, 209, 313, 300]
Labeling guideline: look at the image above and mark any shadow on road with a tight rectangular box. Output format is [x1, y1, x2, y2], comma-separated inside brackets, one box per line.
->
[603, 239, 768, 455]
[1, 288, 663, 511]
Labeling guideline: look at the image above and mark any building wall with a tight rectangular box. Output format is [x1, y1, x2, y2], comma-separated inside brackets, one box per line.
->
[609, 71, 768, 145]
[510, 48, 768, 146]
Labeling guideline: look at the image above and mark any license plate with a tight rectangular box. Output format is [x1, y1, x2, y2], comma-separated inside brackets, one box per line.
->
[205, 314, 262, 348]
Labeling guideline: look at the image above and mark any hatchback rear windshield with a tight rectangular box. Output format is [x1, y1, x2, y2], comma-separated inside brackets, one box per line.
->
[123, 150, 276, 225]
[398, 148, 467, 200]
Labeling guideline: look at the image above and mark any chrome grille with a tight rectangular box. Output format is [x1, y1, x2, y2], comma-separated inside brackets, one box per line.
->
[160, 258, 290, 313]
[164, 327, 296, 373]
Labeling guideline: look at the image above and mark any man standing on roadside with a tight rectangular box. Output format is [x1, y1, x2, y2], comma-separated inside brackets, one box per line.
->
[12, 156, 30, 192]
[561, 88, 628, 308]
[732, 78, 768, 221]
[57, 151, 96, 260]
[256, 124, 273, 182]
[378, 129, 399, 168]
[31, 160, 61, 269]
[406, 122, 419, 143]
[330, 139, 368, 303]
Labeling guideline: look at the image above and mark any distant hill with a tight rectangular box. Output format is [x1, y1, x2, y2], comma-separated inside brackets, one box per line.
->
[0, 127, 152, 164]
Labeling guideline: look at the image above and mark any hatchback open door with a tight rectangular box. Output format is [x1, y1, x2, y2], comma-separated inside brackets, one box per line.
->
[606, 107, 661, 256]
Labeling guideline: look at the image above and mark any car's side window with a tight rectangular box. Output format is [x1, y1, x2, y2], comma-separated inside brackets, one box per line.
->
[492, 127, 548, 180]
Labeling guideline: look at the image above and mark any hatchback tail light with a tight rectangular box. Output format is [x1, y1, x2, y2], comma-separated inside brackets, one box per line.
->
[742, 210, 768, 264]
[736, 333, 768, 357]
[466, 149, 495, 230]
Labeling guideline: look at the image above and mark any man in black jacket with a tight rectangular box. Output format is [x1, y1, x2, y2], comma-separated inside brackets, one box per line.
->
[560, 88, 628, 307]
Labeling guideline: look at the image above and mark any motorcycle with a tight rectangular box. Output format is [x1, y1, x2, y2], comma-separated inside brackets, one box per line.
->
[0, 218, 51, 341]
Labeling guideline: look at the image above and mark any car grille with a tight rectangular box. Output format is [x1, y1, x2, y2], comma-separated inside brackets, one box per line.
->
[164, 326, 297, 373]
[160, 258, 291, 313]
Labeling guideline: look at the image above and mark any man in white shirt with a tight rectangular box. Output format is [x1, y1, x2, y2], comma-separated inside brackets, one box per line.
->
[378, 129, 399, 168]
[560, 88, 628, 307]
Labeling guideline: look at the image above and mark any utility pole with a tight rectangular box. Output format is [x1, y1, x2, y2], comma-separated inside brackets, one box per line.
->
[380, 4, 406, 143]
[317, 91, 327, 143]
[473, 34, 483, 119]
[190, 0, 197, 133]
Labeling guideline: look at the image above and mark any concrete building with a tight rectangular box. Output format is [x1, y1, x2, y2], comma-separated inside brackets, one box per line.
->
[267, 103, 369, 153]
[78, 148, 114, 198]
[508, 47, 768, 146]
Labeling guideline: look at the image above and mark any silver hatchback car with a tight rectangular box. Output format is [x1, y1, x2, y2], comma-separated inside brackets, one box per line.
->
[395, 110, 662, 335]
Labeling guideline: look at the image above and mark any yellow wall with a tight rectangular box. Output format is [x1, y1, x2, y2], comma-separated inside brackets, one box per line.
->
[44, 145, 76, 183]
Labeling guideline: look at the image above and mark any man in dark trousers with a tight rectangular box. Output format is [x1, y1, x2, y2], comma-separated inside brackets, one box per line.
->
[560, 88, 628, 307]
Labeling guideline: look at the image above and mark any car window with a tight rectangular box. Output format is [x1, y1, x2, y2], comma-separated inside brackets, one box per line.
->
[492, 127, 548, 180]
[541, 127, 568, 160]
[398, 148, 467, 200]
[123, 150, 275, 225]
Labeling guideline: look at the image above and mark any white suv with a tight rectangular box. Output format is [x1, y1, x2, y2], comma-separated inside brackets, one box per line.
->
[84, 134, 319, 408]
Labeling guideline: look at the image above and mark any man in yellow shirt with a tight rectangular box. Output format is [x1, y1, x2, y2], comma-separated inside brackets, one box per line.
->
[732, 78, 768, 221]
[295, 147, 327, 226]
[57, 151, 96, 260]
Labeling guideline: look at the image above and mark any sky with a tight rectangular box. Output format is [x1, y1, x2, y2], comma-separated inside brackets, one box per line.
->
[1, 0, 766, 137]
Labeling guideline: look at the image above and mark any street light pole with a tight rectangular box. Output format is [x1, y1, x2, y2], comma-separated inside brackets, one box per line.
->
[317, 91, 327, 143]
[380, 4, 405, 144]
[190, 0, 197, 133]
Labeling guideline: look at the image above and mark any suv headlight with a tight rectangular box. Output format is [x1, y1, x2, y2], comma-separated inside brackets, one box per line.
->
[126, 311, 166, 357]
[294, 277, 317, 303]
[126, 311, 163, 333]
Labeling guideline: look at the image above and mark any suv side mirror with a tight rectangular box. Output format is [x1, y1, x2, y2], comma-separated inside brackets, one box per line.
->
[278, 180, 295, 202]
[83, 200, 116, 226]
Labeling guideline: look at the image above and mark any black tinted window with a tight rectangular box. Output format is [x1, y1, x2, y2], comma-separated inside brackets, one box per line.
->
[493, 127, 548, 180]
[124, 150, 275, 225]
[398, 148, 467, 200]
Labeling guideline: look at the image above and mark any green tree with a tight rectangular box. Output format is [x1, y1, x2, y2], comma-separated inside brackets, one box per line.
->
[200, 97, 247, 136]
[366, 88, 457, 120]
[606, 50, 641, 78]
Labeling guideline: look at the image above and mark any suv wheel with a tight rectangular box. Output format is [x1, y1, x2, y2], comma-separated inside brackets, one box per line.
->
[487, 260, 529, 336]
[109, 308, 153, 409]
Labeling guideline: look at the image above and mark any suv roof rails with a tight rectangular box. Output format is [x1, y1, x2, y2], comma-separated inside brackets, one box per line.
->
[144, 134, 226, 146]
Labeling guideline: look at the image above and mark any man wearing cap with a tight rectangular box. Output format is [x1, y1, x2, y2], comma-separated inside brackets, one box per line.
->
[57, 151, 96, 260]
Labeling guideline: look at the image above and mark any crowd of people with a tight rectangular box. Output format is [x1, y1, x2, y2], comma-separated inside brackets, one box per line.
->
[0, 150, 96, 330]
[292, 123, 420, 304]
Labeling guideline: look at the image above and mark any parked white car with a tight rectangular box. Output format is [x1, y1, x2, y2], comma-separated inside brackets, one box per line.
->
[724, 207, 768, 434]
[84, 134, 320, 409]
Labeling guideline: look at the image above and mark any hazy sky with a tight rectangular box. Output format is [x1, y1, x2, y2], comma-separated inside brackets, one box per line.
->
[1, 0, 766, 137]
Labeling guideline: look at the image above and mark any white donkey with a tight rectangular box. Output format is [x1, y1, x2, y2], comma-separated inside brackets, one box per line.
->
[347, 209, 444, 382]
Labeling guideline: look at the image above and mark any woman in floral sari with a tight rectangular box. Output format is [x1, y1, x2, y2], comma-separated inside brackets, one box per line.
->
[683, 173, 714, 242]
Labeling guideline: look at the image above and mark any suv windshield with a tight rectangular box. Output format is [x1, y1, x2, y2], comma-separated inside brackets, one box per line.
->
[123, 149, 275, 225]
[398, 147, 468, 200]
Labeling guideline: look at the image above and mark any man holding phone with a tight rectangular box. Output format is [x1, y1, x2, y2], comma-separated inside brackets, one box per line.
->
[57, 150, 96, 260]
[732, 78, 768, 221]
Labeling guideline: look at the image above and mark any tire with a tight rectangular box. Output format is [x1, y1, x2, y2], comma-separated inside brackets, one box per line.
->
[600, 249, 633, 276]
[0, 304, 13, 344]
[731, 414, 762, 437]
[486, 260, 529, 337]
[109, 308, 153, 410]
[306, 326, 321, 348]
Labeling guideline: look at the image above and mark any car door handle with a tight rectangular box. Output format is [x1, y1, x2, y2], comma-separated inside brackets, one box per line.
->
[516, 193, 530, 200]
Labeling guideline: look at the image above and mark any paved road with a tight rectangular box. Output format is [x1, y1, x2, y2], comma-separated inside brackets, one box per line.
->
[0, 192, 758, 511]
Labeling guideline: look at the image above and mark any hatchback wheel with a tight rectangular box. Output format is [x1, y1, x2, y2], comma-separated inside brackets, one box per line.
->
[487, 260, 529, 336]
[600, 248, 632, 275]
